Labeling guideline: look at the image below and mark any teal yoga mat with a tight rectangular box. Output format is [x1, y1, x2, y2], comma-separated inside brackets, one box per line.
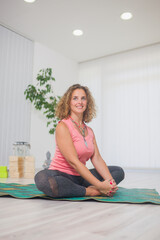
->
[0, 183, 160, 204]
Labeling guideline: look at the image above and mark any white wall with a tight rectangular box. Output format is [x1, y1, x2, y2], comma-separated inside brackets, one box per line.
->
[0, 25, 33, 166]
[79, 44, 160, 169]
[31, 42, 78, 169]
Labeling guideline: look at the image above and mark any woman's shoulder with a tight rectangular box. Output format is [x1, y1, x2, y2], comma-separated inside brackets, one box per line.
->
[56, 118, 72, 132]
[56, 119, 68, 130]
[61, 118, 68, 122]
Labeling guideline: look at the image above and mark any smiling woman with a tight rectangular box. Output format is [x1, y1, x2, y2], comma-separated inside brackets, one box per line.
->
[55, 84, 96, 123]
[34, 84, 125, 198]
[70, 89, 87, 115]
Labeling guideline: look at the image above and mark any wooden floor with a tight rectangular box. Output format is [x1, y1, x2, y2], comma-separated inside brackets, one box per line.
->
[0, 169, 160, 240]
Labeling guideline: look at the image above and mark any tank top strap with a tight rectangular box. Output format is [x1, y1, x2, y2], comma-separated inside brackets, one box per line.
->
[61, 118, 75, 134]
[61, 118, 94, 139]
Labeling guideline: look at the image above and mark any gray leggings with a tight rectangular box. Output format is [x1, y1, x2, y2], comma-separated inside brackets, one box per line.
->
[34, 166, 125, 198]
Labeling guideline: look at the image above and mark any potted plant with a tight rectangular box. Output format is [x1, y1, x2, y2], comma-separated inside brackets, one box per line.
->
[24, 68, 60, 134]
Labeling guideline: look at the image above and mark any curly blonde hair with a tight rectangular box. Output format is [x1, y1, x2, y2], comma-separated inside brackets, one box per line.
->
[55, 84, 96, 122]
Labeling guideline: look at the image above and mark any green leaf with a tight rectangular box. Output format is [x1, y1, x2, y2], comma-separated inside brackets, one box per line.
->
[24, 68, 60, 135]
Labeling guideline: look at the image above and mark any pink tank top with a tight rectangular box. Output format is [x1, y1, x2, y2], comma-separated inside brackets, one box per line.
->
[49, 118, 94, 176]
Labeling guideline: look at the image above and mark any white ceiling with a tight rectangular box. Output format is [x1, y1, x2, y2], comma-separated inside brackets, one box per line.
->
[0, 0, 160, 63]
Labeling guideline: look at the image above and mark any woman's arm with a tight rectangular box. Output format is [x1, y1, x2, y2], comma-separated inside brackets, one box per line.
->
[56, 122, 112, 194]
[91, 134, 113, 180]
[90, 131, 118, 193]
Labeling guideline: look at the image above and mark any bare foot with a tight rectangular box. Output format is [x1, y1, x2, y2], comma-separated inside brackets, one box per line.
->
[85, 186, 101, 196]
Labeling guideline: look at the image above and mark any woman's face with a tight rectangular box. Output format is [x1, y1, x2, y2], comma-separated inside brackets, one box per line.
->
[70, 88, 87, 115]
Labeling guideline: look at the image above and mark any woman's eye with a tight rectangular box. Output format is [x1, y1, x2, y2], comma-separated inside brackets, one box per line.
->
[73, 97, 77, 100]
[82, 97, 86, 100]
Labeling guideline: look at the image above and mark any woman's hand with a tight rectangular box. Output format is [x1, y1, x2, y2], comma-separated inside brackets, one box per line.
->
[98, 179, 118, 197]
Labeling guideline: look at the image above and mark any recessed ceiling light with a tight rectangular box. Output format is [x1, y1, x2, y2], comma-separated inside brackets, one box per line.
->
[120, 12, 133, 20]
[24, 0, 36, 3]
[72, 29, 83, 36]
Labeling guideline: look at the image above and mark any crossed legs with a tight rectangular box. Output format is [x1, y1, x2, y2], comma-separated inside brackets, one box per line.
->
[34, 166, 125, 198]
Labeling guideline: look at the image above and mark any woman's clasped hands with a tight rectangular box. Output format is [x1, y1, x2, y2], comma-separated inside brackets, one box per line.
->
[99, 178, 118, 197]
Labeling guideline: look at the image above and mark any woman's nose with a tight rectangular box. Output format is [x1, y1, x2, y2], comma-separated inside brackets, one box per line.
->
[77, 98, 82, 104]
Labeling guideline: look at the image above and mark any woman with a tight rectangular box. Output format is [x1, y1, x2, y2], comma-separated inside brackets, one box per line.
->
[35, 84, 125, 197]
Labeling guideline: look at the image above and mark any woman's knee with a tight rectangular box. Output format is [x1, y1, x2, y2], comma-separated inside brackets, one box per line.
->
[34, 170, 47, 191]
[108, 165, 125, 184]
[118, 166, 125, 181]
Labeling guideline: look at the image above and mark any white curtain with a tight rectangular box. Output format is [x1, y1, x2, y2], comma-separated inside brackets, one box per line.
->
[79, 44, 160, 168]
[0, 25, 33, 166]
